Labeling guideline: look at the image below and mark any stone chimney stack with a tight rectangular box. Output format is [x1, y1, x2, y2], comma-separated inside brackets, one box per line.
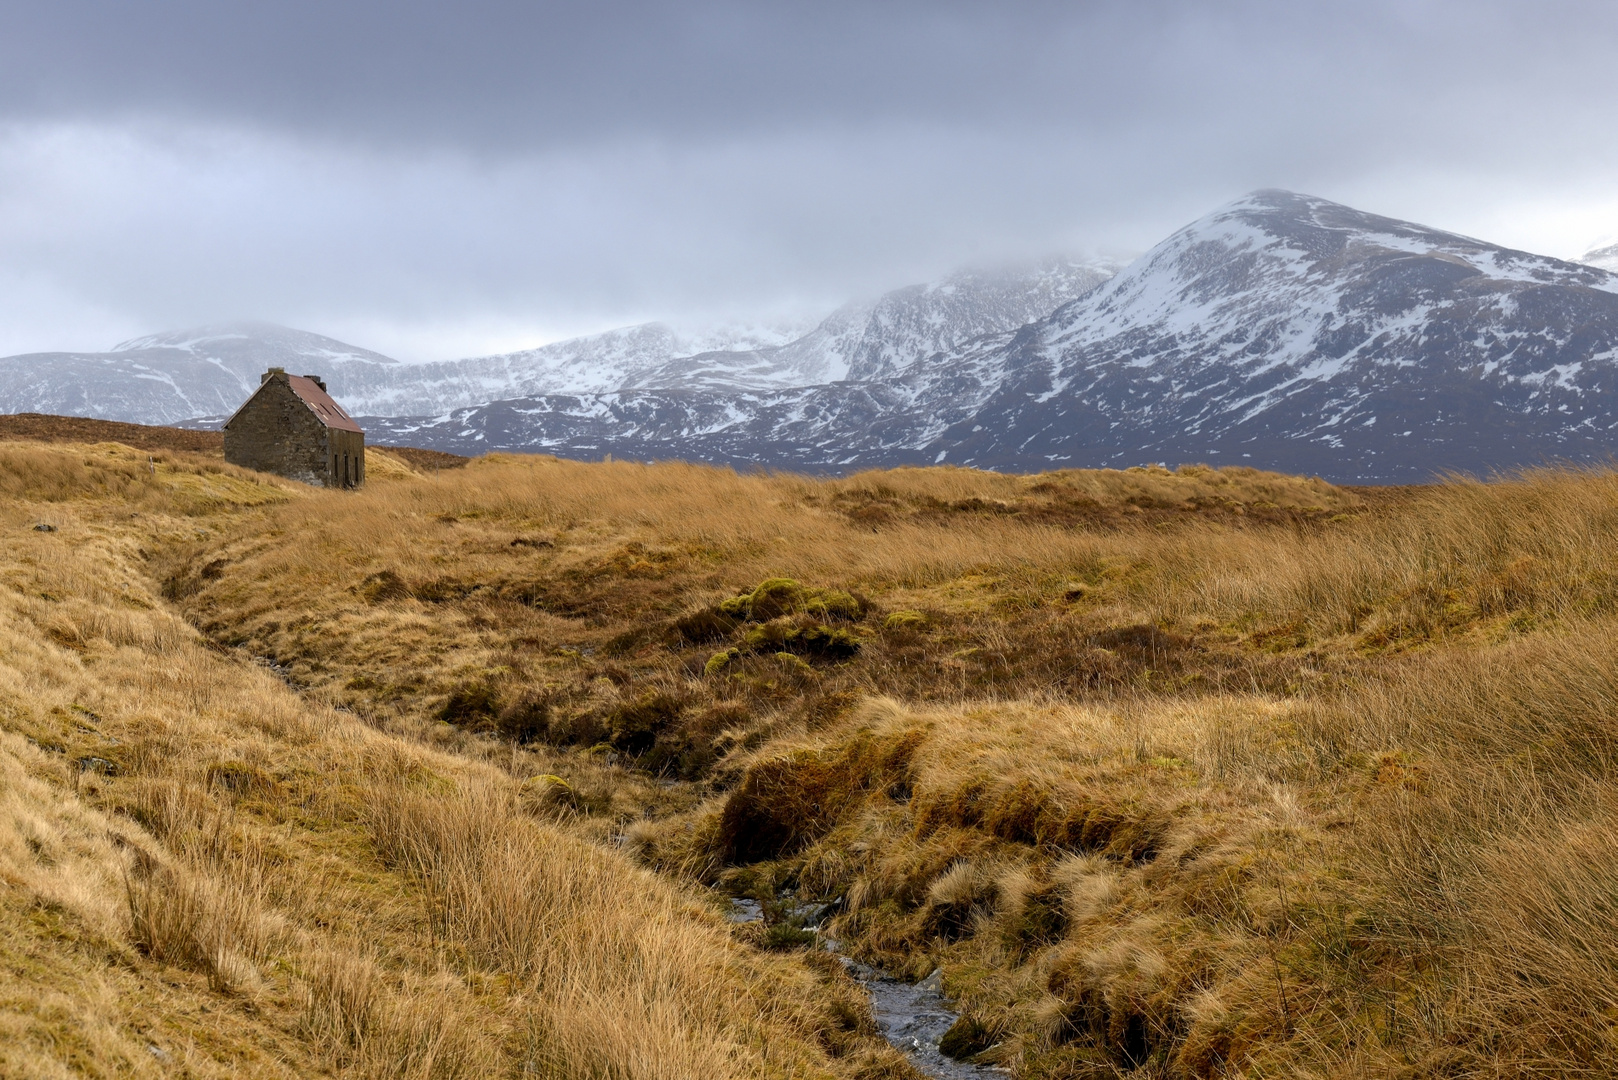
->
[262, 367, 288, 384]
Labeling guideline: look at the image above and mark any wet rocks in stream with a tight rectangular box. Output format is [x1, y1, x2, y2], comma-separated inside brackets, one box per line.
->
[725, 896, 998, 1079]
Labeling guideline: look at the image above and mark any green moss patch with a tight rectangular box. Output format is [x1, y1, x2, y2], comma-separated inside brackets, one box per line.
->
[716, 578, 869, 624]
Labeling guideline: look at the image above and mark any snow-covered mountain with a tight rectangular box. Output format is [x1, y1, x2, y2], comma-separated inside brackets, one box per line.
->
[0, 323, 402, 426]
[330, 256, 1117, 414]
[326, 320, 820, 418]
[1582, 242, 1618, 274]
[0, 257, 1117, 423]
[609, 257, 1122, 391]
[0, 319, 752, 424]
[14, 192, 1618, 482]
[922, 189, 1618, 478]
[366, 191, 1618, 482]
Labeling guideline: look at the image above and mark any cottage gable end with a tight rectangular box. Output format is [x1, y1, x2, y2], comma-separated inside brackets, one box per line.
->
[223, 367, 366, 488]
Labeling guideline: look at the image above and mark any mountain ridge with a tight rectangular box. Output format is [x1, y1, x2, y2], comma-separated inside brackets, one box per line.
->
[0, 323, 401, 426]
[1582, 241, 1618, 274]
[361, 190, 1618, 482]
[12, 191, 1618, 482]
[0, 256, 1117, 423]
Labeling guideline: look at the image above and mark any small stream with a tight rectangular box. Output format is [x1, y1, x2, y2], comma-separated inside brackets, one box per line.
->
[727, 898, 1000, 1079]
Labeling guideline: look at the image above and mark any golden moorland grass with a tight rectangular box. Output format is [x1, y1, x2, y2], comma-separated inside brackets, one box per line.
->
[12, 435, 1618, 1078]
[0, 441, 913, 1079]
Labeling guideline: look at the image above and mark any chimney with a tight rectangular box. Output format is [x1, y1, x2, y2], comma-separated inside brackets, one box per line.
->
[262, 367, 287, 384]
[304, 375, 327, 391]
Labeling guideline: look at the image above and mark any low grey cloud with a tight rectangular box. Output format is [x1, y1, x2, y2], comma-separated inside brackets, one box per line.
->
[2, 0, 1617, 359]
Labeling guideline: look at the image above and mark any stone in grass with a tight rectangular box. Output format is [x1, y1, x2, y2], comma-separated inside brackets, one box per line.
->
[33, 523, 57, 532]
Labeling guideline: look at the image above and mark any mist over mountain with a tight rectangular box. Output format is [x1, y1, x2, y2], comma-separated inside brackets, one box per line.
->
[365, 191, 1618, 482]
[0, 256, 1117, 423]
[658, 257, 1125, 388]
[9, 192, 1618, 483]
[0, 323, 400, 426]
[1582, 242, 1618, 274]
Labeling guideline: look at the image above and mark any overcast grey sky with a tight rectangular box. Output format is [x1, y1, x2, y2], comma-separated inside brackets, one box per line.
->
[3, 0, 1618, 360]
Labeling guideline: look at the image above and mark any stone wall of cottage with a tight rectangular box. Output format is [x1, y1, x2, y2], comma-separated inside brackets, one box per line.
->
[327, 427, 366, 488]
[224, 372, 356, 487]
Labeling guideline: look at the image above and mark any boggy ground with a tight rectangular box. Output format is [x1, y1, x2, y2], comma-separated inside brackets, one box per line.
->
[0, 440, 915, 1079]
[19, 432, 1618, 1078]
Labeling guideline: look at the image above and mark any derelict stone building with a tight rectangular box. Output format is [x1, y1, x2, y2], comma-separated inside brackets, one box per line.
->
[224, 368, 366, 488]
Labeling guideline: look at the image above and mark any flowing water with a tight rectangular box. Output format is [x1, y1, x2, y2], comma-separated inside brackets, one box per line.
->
[727, 898, 1001, 1079]
[838, 957, 1001, 1079]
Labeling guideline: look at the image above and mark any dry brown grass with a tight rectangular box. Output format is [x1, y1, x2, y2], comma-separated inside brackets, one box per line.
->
[18, 434, 1618, 1077]
[635, 636, 1618, 1076]
[0, 412, 227, 454]
[163, 455, 1371, 767]
[0, 438, 914, 1080]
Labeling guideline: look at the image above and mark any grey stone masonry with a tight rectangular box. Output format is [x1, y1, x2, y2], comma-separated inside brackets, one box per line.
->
[223, 368, 366, 487]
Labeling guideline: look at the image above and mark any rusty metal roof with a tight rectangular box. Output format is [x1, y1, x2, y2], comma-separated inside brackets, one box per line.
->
[287, 375, 363, 433]
[223, 372, 365, 434]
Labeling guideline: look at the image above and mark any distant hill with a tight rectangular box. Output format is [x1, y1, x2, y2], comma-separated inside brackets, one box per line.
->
[0, 257, 1118, 423]
[0, 412, 226, 454]
[0, 322, 401, 426]
[366, 191, 1618, 482]
[0, 412, 469, 473]
[15, 193, 1618, 482]
[1582, 241, 1618, 274]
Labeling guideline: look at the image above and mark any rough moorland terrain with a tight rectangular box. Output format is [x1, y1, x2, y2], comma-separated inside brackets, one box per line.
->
[11, 428, 1618, 1078]
[0, 439, 913, 1080]
[0, 413, 469, 474]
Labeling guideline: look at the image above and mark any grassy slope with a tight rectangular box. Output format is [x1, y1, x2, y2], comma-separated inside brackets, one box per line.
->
[17, 437, 1618, 1078]
[0, 441, 913, 1080]
[165, 452, 1618, 1078]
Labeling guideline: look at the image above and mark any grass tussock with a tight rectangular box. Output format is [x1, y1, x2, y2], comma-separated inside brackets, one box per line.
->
[649, 653, 1618, 1077]
[163, 456, 1373, 776]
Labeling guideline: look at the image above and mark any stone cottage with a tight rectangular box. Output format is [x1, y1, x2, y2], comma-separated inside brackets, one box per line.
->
[224, 368, 366, 488]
